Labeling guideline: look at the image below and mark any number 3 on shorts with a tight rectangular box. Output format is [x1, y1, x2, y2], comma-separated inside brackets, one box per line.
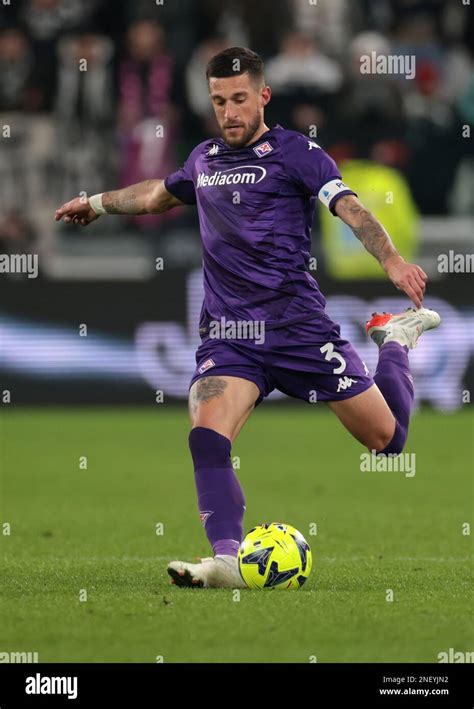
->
[319, 342, 347, 374]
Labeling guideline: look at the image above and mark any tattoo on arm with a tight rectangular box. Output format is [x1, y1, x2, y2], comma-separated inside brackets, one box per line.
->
[101, 179, 183, 215]
[189, 377, 228, 417]
[335, 195, 399, 268]
[102, 180, 156, 215]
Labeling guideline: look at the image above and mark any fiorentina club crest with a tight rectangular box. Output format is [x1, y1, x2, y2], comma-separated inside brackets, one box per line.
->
[199, 511, 214, 525]
[253, 141, 273, 158]
[198, 358, 215, 374]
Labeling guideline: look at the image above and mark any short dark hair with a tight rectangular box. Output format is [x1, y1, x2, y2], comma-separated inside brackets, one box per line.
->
[206, 47, 264, 84]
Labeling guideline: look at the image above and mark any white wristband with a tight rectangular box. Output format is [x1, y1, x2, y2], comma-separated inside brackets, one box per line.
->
[89, 193, 107, 215]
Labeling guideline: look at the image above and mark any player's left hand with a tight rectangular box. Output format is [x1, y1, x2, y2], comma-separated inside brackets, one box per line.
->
[385, 256, 427, 309]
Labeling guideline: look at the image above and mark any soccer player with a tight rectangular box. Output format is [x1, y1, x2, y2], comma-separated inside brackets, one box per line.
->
[55, 47, 440, 589]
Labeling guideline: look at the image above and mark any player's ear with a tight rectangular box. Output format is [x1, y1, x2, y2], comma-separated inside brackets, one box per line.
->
[261, 85, 271, 107]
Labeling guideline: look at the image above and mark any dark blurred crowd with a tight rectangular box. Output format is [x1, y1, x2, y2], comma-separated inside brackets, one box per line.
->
[0, 0, 473, 251]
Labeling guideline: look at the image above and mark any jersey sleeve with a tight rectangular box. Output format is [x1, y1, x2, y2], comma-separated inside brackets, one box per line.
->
[164, 147, 198, 205]
[286, 134, 357, 215]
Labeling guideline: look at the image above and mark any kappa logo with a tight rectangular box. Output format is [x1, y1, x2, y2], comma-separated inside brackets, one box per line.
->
[207, 144, 219, 156]
[253, 141, 273, 158]
[199, 511, 214, 525]
[198, 358, 215, 374]
[337, 376, 357, 392]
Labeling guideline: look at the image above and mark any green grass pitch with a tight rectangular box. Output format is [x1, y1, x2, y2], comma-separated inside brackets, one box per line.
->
[0, 406, 472, 663]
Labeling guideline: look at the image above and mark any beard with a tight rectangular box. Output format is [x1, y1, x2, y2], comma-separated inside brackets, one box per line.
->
[221, 112, 262, 149]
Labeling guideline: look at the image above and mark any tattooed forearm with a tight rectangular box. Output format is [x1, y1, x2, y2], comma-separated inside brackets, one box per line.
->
[102, 179, 183, 215]
[102, 192, 141, 214]
[335, 195, 401, 269]
[188, 377, 228, 417]
[351, 211, 396, 266]
[102, 180, 156, 215]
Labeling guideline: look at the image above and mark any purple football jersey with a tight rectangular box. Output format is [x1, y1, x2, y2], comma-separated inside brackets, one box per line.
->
[165, 125, 355, 333]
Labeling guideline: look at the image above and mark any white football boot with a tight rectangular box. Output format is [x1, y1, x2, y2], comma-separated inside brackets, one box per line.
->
[366, 307, 441, 349]
[167, 555, 247, 589]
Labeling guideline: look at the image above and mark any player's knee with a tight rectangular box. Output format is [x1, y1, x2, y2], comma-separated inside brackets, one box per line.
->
[373, 437, 405, 456]
[366, 426, 397, 454]
[188, 426, 232, 468]
[371, 420, 407, 455]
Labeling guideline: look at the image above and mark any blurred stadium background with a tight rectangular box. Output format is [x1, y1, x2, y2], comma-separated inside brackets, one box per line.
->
[0, 0, 472, 405]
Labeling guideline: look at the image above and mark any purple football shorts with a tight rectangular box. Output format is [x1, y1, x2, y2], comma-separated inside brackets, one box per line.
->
[189, 312, 374, 406]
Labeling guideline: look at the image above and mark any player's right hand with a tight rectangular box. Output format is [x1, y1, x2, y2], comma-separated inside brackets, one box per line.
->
[54, 197, 100, 226]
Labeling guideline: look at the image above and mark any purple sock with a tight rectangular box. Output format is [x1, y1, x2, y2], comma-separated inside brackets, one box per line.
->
[188, 427, 245, 557]
[373, 342, 415, 454]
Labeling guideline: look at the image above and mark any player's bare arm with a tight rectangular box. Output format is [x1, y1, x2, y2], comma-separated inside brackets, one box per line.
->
[335, 194, 427, 308]
[54, 179, 184, 226]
